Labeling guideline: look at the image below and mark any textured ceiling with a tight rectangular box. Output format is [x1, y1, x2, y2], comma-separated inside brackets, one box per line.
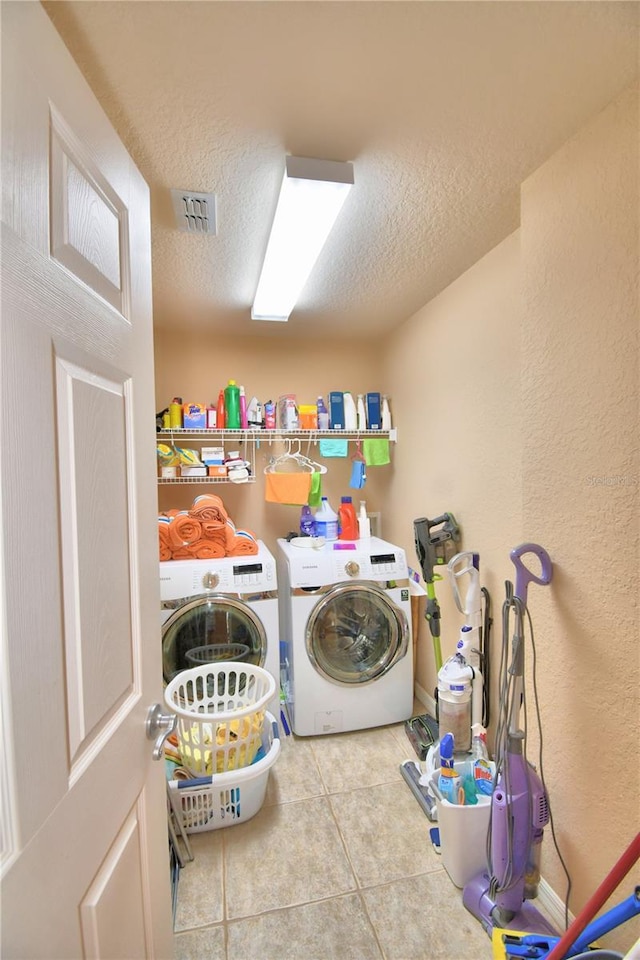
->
[43, 1, 639, 341]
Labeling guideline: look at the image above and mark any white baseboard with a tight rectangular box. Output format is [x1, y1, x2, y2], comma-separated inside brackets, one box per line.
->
[536, 876, 573, 933]
[413, 682, 436, 717]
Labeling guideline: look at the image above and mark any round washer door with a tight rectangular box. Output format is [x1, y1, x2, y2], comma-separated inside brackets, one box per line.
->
[305, 582, 409, 685]
[162, 594, 267, 682]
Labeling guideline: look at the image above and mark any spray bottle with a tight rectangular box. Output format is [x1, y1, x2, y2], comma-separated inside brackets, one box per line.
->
[216, 390, 225, 429]
[358, 501, 371, 539]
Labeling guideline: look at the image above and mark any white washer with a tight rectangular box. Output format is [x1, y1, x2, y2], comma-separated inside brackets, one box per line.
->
[160, 542, 280, 718]
[277, 536, 413, 736]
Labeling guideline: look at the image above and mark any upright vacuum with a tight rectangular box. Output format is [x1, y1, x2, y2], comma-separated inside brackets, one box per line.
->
[463, 543, 557, 938]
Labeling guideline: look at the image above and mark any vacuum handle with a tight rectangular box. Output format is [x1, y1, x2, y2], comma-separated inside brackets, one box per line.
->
[510, 543, 552, 607]
[448, 551, 480, 617]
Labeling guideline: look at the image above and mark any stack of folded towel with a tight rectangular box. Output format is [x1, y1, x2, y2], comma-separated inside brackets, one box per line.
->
[158, 494, 259, 561]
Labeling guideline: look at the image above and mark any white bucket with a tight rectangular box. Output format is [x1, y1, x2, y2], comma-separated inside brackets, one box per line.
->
[430, 773, 492, 888]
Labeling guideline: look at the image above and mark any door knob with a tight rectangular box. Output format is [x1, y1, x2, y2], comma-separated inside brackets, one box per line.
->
[146, 703, 177, 760]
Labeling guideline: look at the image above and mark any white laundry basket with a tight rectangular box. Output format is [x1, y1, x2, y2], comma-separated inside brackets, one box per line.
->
[164, 662, 276, 777]
[168, 712, 281, 832]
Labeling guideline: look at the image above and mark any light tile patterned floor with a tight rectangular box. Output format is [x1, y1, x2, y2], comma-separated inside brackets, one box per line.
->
[173, 716, 493, 960]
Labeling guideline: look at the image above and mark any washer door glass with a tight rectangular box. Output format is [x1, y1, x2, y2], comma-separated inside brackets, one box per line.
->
[162, 595, 266, 682]
[305, 582, 408, 685]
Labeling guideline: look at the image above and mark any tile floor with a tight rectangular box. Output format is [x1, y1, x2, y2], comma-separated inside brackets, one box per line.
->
[173, 712, 493, 960]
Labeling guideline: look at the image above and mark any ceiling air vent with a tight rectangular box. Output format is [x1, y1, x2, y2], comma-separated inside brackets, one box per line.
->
[170, 189, 217, 235]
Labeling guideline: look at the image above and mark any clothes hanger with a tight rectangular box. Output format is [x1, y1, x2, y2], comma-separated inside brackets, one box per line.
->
[294, 438, 328, 474]
[264, 439, 315, 474]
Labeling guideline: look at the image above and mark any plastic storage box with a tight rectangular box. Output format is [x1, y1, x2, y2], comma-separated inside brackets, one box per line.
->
[168, 712, 280, 832]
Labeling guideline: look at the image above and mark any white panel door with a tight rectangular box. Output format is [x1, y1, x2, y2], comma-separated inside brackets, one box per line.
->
[0, 4, 174, 958]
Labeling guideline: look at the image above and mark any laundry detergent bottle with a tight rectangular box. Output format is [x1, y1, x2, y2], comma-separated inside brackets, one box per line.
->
[338, 496, 358, 540]
[225, 380, 241, 428]
[314, 497, 338, 541]
[300, 505, 316, 537]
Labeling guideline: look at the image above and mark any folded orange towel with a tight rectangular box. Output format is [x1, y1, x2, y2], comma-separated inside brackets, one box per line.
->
[201, 518, 226, 538]
[169, 512, 202, 548]
[159, 518, 172, 561]
[189, 494, 228, 523]
[228, 529, 259, 556]
[265, 472, 312, 505]
[171, 546, 192, 560]
[188, 539, 226, 560]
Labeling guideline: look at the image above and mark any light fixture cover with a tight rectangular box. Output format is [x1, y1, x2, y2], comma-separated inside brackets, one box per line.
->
[252, 156, 354, 322]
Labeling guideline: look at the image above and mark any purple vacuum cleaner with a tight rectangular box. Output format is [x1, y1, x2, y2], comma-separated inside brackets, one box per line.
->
[463, 542, 558, 938]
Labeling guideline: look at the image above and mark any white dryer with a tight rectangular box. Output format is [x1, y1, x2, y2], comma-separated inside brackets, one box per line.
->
[160, 543, 280, 718]
[277, 536, 413, 736]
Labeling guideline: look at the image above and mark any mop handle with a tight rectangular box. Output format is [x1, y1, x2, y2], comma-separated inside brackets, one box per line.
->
[510, 543, 553, 607]
[546, 832, 640, 960]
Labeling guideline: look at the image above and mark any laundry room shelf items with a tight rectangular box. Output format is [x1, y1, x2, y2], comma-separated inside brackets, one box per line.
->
[167, 712, 280, 833]
[156, 428, 396, 485]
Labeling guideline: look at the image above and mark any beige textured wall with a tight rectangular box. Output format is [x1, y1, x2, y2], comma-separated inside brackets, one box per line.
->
[520, 83, 639, 943]
[153, 330, 391, 554]
[381, 85, 638, 946]
[382, 232, 522, 715]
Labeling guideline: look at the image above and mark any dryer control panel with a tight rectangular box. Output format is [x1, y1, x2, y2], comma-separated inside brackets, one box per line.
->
[159, 545, 276, 601]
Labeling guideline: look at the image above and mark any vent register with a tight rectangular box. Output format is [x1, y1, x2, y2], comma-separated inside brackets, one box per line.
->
[170, 189, 217, 235]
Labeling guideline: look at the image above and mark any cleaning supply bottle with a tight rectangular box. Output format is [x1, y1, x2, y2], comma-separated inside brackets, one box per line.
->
[338, 496, 358, 540]
[381, 395, 392, 431]
[343, 391, 357, 429]
[358, 501, 371, 539]
[357, 394, 367, 431]
[438, 732, 461, 804]
[225, 380, 241, 428]
[239, 386, 248, 429]
[264, 400, 276, 430]
[299, 505, 316, 537]
[470, 722, 494, 795]
[317, 396, 330, 431]
[471, 723, 489, 761]
[314, 496, 338, 541]
[216, 389, 225, 429]
[169, 397, 183, 429]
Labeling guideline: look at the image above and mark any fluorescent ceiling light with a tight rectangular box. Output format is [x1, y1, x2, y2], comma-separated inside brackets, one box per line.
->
[252, 156, 354, 322]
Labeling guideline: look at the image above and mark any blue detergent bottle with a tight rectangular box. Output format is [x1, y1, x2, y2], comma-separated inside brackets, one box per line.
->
[300, 505, 315, 537]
